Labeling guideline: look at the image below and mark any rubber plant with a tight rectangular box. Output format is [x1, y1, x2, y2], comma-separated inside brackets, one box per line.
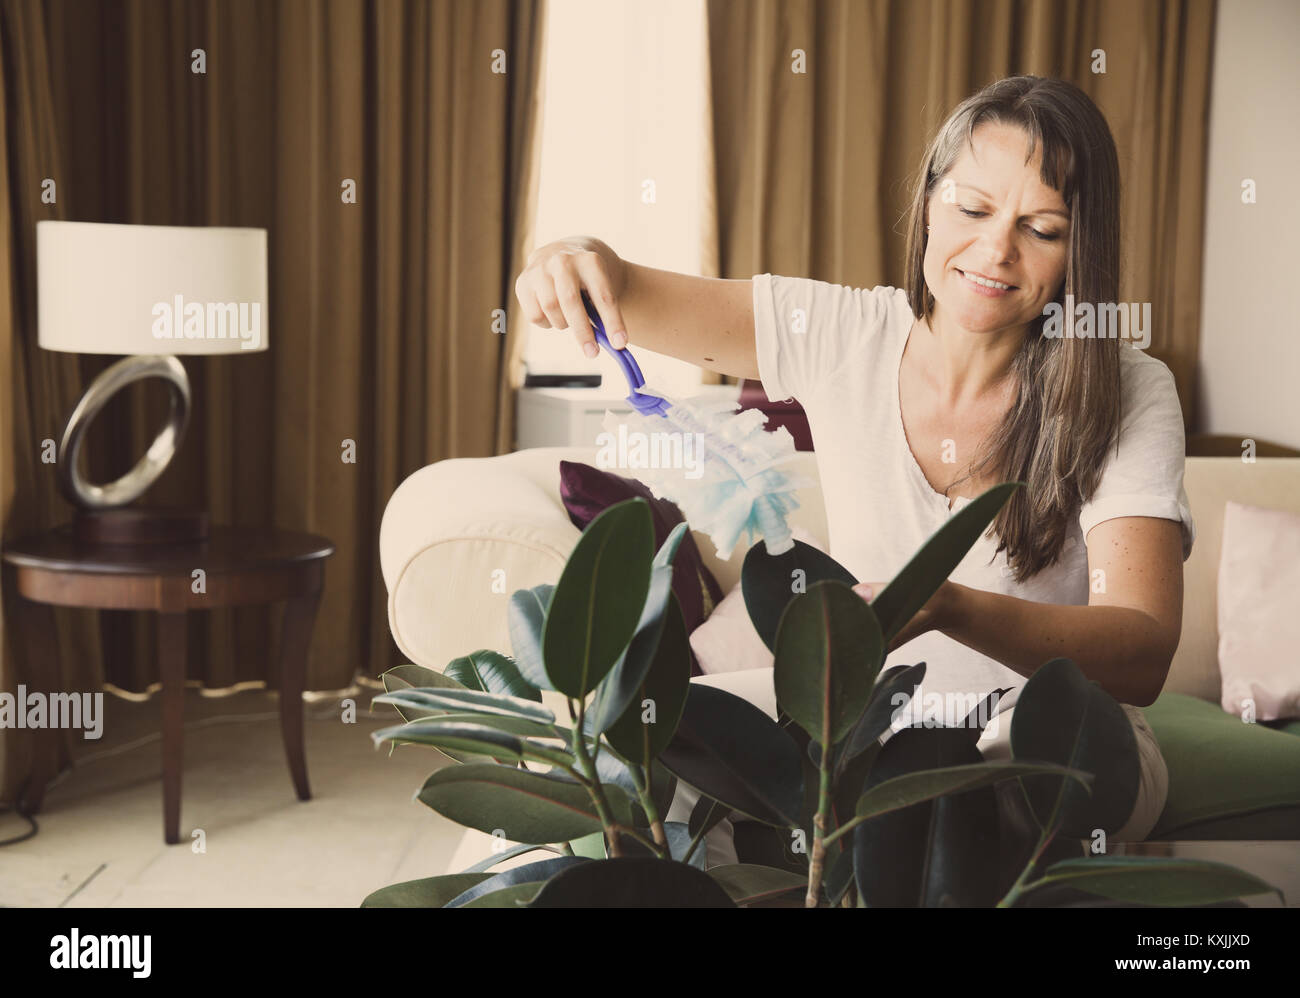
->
[362, 491, 1282, 909]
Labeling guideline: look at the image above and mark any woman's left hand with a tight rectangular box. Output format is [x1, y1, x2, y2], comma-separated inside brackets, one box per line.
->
[852, 580, 961, 654]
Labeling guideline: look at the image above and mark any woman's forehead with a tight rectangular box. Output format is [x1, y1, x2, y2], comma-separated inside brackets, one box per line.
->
[947, 122, 1067, 201]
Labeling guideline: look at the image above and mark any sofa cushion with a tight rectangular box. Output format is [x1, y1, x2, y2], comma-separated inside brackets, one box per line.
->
[689, 526, 827, 675]
[1216, 499, 1300, 721]
[1142, 692, 1300, 839]
[1168, 457, 1300, 702]
[559, 460, 725, 674]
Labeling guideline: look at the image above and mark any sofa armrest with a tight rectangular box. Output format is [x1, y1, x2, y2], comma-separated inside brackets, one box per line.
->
[380, 445, 828, 673]
[380, 448, 596, 672]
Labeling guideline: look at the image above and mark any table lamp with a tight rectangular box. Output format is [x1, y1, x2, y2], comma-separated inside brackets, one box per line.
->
[36, 221, 268, 544]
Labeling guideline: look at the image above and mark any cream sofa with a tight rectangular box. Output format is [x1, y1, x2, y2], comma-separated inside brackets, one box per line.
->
[379, 448, 1300, 840]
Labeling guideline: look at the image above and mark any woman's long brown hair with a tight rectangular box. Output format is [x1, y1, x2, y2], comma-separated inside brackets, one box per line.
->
[903, 75, 1123, 582]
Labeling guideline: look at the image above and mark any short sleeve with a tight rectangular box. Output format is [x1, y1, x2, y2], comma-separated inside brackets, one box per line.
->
[751, 274, 893, 404]
[1079, 350, 1197, 561]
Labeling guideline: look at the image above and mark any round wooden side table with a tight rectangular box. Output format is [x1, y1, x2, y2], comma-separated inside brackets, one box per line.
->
[2, 525, 335, 844]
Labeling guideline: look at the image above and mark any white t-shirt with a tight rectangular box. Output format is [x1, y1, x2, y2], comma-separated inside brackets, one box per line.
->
[751, 274, 1196, 726]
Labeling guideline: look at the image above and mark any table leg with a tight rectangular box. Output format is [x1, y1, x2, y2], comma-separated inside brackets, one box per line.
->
[11, 597, 65, 814]
[279, 589, 320, 801]
[158, 611, 187, 845]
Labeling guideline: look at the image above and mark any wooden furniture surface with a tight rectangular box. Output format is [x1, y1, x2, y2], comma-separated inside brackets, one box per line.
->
[3, 525, 334, 844]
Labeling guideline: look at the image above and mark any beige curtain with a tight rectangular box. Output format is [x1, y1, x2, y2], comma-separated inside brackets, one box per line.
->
[1, 0, 545, 804]
[0, 0, 102, 808]
[706, 0, 1216, 427]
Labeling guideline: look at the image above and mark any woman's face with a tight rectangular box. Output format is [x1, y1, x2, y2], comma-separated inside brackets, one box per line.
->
[923, 120, 1070, 337]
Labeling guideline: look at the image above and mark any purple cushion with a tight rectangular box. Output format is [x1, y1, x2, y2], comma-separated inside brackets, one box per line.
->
[558, 460, 724, 676]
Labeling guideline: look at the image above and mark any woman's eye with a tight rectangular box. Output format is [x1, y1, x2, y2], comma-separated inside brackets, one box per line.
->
[957, 204, 1063, 241]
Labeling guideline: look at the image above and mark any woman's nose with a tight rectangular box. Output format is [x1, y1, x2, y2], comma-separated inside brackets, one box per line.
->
[979, 217, 1019, 265]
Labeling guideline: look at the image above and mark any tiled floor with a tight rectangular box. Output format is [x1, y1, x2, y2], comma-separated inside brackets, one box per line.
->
[0, 686, 504, 907]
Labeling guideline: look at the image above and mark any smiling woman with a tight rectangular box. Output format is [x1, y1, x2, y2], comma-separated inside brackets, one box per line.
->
[900, 77, 1125, 585]
[518, 75, 1196, 850]
[701, 76, 1194, 852]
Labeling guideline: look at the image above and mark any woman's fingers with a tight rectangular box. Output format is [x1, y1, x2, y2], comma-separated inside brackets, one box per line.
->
[547, 257, 599, 357]
[573, 251, 628, 348]
[514, 240, 629, 361]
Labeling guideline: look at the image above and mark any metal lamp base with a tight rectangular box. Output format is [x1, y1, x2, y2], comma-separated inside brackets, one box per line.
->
[57, 355, 207, 544]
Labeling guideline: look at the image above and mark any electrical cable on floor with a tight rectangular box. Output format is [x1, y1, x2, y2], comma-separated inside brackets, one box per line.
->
[0, 699, 363, 848]
[0, 775, 39, 847]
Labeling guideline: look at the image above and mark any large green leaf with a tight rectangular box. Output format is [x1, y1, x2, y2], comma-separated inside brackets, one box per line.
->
[773, 580, 883, 746]
[567, 831, 606, 860]
[869, 482, 1020, 644]
[460, 843, 558, 874]
[1020, 856, 1282, 907]
[602, 593, 692, 763]
[372, 687, 555, 723]
[445, 649, 542, 702]
[853, 727, 1001, 907]
[1010, 657, 1140, 837]
[460, 883, 548, 907]
[543, 498, 655, 697]
[958, 687, 1014, 743]
[527, 857, 736, 907]
[658, 683, 804, 828]
[853, 759, 1093, 823]
[835, 663, 927, 777]
[587, 522, 687, 734]
[360, 873, 490, 908]
[733, 823, 808, 874]
[507, 584, 557, 691]
[410, 711, 569, 744]
[381, 664, 468, 692]
[687, 794, 731, 842]
[741, 539, 858, 652]
[371, 720, 574, 768]
[417, 763, 633, 843]
[372, 707, 567, 766]
[707, 864, 807, 906]
[444, 857, 591, 907]
[379, 666, 469, 725]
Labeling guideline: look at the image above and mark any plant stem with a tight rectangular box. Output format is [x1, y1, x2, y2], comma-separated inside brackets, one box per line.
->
[805, 736, 834, 908]
[618, 826, 662, 854]
[996, 818, 1061, 907]
[640, 726, 669, 852]
[682, 804, 714, 866]
[821, 819, 857, 848]
[997, 778, 1067, 907]
[597, 738, 668, 857]
[570, 703, 623, 857]
[631, 762, 668, 852]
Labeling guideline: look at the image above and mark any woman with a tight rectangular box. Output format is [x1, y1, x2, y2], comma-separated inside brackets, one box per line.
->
[514, 76, 1193, 857]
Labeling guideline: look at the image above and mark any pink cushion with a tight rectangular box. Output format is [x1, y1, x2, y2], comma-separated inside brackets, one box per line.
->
[1217, 500, 1300, 721]
[690, 526, 826, 675]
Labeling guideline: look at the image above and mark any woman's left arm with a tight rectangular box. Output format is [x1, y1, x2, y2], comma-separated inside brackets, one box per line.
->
[855, 516, 1185, 707]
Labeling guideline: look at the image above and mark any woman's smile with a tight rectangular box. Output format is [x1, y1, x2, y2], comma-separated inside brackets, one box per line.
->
[955, 268, 1017, 296]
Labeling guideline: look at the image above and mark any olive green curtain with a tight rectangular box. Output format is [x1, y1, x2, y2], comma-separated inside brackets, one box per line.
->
[0, 0, 544, 804]
[706, 0, 1216, 427]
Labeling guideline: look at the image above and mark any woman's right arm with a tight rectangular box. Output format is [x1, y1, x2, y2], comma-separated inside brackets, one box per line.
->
[513, 235, 760, 381]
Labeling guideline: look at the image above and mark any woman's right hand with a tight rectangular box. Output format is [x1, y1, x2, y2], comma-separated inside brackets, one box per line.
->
[514, 236, 630, 358]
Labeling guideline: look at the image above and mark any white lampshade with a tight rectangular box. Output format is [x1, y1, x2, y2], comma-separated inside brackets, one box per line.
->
[37, 221, 268, 354]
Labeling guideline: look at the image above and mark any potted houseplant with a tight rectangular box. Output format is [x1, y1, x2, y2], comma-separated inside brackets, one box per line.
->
[363, 486, 1280, 908]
